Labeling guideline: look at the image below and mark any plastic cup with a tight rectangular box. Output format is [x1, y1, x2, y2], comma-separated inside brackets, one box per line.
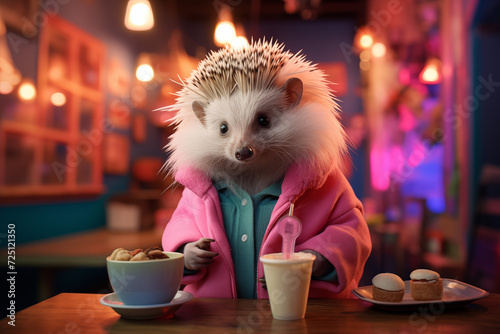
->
[260, 252, 316, 320]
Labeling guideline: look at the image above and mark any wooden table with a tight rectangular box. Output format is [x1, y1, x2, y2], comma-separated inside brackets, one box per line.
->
[2, 293, 499, 333]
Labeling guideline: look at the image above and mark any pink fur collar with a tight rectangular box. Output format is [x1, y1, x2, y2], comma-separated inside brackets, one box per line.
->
[175, 161, 336, 200]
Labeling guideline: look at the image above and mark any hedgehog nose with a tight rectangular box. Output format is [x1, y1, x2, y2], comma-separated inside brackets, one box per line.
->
[235, 146, 254, 161]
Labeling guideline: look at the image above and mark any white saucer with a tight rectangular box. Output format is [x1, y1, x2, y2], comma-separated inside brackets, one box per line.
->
[353, 279, 489, 311]
[100, 290, 193, 320]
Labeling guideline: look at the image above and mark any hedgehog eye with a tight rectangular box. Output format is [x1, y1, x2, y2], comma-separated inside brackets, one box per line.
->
[257, 115, 270, 127]
[220, 123, 229, 135]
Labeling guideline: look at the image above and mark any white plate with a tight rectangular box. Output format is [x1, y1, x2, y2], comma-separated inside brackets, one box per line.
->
[100, 290, 193, 320]
[352, 278, 489, 311]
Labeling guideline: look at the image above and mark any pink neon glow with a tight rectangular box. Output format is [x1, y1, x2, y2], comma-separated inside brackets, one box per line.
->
[399, 68, 411, 86]
[370, 144, 408, 191]
[398, 105, 416, 132]
[370, 147, 390, 191]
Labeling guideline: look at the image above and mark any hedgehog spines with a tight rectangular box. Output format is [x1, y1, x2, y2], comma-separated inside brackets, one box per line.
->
[183, 39, 313, 102]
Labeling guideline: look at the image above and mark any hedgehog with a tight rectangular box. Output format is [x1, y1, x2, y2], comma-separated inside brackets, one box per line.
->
[160, 39, 372, 299]
[161, 39, 349, 195]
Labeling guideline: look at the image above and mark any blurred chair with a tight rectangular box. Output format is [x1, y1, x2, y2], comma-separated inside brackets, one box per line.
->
[466, 164, 500, 293]
[401, 198, 464, 280]
[130, 157, 168, 190]
[107, 157, 182, 231]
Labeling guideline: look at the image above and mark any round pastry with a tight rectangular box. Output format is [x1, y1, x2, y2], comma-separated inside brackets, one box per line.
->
[410, 269, 443, 301]
[372, 273, 405, 302]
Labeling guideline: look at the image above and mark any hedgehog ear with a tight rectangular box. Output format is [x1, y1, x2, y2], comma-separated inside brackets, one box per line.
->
[192, 101, 207, 126]
[283, 77, 303, 109]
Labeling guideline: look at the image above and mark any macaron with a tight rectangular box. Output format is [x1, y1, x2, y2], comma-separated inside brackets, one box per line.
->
[372, 273, 405, 302]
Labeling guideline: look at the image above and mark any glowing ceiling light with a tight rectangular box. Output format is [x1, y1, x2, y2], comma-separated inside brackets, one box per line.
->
[419, 63, 441, 84]
[371, 42, 386, 58]
[136, 63, 154, 82]
[18, 80, 36, 101]
[51, 92, 66, 106]
[124, 0, 154, 31]
[359, 34, 373, 49]
[214, 21, 236, 46]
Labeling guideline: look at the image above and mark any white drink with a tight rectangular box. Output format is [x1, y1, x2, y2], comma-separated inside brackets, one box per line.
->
[260, 252, 316, 320]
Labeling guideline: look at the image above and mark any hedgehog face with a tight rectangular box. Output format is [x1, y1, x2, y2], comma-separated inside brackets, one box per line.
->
[193, 78, 303, 171]
[204, 88, 284, 166]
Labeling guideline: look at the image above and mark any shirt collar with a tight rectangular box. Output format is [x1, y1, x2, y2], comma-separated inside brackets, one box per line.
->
[214, 178, 283, 199]
[256, 179, 282, 199]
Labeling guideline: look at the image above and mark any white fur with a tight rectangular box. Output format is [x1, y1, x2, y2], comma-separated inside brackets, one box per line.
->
[160, 40, 349, 194]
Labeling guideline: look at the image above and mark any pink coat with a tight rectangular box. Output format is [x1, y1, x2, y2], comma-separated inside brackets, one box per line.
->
[162, 162, 372, 299]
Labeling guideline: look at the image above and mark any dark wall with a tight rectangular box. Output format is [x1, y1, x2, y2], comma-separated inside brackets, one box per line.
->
[472, 34, 500, 167]
[470, 0, 500, 240]
[471, 1, 500, 190]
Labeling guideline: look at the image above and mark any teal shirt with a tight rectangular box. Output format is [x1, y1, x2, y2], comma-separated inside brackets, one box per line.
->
[215, 180, 282, 299]
[214, 180, 338, 299]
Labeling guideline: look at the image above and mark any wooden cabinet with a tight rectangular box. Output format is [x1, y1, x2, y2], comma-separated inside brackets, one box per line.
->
[0, 15, 105, 198]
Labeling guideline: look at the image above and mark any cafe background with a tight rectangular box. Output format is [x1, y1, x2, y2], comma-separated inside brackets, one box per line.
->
[1, 0, 499, 311]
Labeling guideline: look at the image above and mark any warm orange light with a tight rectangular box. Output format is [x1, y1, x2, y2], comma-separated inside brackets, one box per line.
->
[136, 64, 154, 82]
[0, 58, 22, 92]
[359, 50, 371, 61]
[51, 92, 66, 106]
[360, 34, 373, 48]
[419, 64, 441, 84]
[124, 0, 154, 31]
[214, 21, 236, 46]
[0, 81, 14, 94]
[231, 36, 249, 49]
[10, 72, 21, 86]
[360, 60, 371, 71]
[371, 42, 386, 58]
[18, 80, 36, 101]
